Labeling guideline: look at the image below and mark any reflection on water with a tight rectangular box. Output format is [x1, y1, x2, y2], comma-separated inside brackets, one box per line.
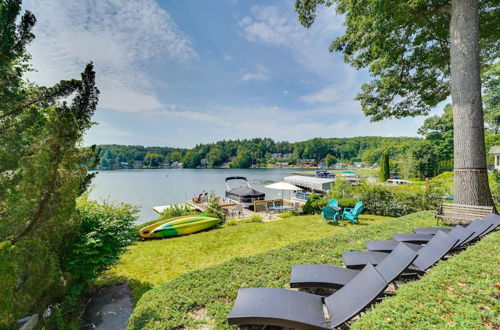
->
[89, 168, 308, 223]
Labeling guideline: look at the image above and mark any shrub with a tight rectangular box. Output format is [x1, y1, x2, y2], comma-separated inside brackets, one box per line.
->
[327, 179, 354, 200]
[337, 198, 358, 209]
[243, 215, 263, 223]
[205, 192, 225, 221]
[303, 192, 327, 214]
[159, 203, 195, 219]
[225, 218, 238, 226]
[63, 197, 139, 286]
[358, 183, 444, 217]
[278, 211, 298, 218]
[0, 239, 64, 328]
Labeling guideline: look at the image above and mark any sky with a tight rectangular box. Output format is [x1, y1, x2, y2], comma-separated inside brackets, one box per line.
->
[23, 0, 444, 148]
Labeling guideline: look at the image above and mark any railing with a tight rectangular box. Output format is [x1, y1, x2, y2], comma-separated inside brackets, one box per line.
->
[253, 199, 302, 213]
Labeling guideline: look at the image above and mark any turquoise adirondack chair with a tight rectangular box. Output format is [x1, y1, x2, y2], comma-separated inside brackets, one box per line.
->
[327, 199, 339, 208]
[322, 206, 339, 224]
[342, 201, 364, 224]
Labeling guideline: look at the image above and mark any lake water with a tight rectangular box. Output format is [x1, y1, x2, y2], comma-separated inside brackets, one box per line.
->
[89, 168, 308, 223]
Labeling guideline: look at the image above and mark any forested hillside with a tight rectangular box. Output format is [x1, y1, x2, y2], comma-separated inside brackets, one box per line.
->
[96, 136, 421, 169]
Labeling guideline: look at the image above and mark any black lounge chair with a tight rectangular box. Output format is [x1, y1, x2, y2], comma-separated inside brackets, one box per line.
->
[392, 233, 434, 244]
[343, 231, 458, 272]
[414, 213, 499, 235]
[366, 225, 474, 252]
[290, 243, 418, 289]
[413, 226, 452, 235]
[228, 264, 387, 329]
[479, 213, 500, 236]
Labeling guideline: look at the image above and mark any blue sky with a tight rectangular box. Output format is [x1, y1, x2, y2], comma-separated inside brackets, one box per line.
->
[23, 0, 443, 148]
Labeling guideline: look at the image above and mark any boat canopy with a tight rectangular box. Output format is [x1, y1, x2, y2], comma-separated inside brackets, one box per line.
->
[227, 186, 265, 198]
[225, 176, 248, 182]
[284, 175, 334, 192]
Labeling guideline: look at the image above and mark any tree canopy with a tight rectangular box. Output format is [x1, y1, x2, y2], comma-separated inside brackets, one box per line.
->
[295, 0, 499, 121]
[95, 136, 420, 169]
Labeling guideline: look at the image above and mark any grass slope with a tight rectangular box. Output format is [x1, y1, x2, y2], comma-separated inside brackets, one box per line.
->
[128, 211, 435, 329]
[103, 214, 392, 302]
[353, 230, 500, 329]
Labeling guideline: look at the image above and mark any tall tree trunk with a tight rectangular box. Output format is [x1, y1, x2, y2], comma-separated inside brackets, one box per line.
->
[450, 0, 495, 208]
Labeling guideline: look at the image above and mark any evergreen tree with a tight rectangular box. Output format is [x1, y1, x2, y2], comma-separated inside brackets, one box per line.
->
[0, 1, 99, 325]
[379, 151, 390, 182]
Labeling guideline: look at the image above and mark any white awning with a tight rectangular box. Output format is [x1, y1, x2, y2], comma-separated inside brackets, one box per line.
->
[284, 175, 334, 192]
[265, 181, 302, 191]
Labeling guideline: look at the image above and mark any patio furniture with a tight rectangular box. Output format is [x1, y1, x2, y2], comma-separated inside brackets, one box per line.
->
[327, 199, 339, 208]
[343, 231, 458, 273]
[366, 225, 474, 252]
[228, 264, 388, 329]
[322, 206, 340, 224]
[342, 201, 363, 224]
[290, 243, 417, 289]
[270, 205, 293, 213]
[436, 203, 494, 225]
[413, 227, 452, 235]
[411, 215, 497, 244]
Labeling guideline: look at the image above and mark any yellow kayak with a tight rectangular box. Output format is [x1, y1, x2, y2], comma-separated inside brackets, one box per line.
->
[139, 215, 221, 238]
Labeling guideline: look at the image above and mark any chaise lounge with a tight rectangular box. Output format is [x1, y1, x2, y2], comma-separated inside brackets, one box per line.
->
[228, 264, 388, 329]
[365, 224, 474, 253]
[342, 231, 458, 272]
[290, 242, 417, 290]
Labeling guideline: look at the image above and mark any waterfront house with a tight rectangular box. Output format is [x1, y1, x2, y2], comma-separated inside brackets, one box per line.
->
[297, 159, 318, 167]
[275, 162, 289, 167]
[333, 163, 347, 170]
[489, 146, 500, 170]
[353, 162, 364, 168]
[271, 153, 293, 159]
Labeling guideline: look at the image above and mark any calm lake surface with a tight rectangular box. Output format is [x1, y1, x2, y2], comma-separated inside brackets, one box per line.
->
[89, 168, 309, 223]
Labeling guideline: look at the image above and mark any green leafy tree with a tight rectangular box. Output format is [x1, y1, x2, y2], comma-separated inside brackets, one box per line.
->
[482, 62, 499, 134]
[400, 152, 417, 179]
[229, 148, 253, 168]
[296, 0, 497, 207]
[144, 152, 163, 167]
[325, 154, 337, 167]
[413, 140, 439, 179]
[379, 151, 390, 182]
[418, 103, 454, 173]
[99, 157, 109, 168]
[168, 150, 182, 163]
[206, 147, 224, 168]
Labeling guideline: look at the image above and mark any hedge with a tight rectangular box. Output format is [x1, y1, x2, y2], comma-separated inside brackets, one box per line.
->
[128, 211, 435, 329]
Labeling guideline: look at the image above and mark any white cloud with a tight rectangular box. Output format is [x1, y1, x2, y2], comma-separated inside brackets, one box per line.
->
[223, 54, 234, 61]
[301, 86, 340, 104]
[240, 73, 268, 81]
[238, 5, 344, 78]
[24, 0, 198, 113]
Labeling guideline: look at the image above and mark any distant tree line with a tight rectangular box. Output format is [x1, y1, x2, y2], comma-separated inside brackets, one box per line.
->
[95, 136, 422, 170]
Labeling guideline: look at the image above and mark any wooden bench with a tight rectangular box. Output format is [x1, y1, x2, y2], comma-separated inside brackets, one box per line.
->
[436, 203, 494, 225]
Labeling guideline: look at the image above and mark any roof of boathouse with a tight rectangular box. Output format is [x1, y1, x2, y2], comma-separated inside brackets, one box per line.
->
[284, 175, 334, 192]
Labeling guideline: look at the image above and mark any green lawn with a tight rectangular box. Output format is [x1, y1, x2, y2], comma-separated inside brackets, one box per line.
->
[101, 214, 393, 302]
[127, 211, 437, 329]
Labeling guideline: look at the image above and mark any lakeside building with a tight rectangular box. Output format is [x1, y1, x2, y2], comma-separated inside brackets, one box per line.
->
[275, 162, 289, 167]
[332, 163, 347, 170]
[271, 153, 293, 159]
[489, 146, 500, 170]
[297, 159, 318, 167]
